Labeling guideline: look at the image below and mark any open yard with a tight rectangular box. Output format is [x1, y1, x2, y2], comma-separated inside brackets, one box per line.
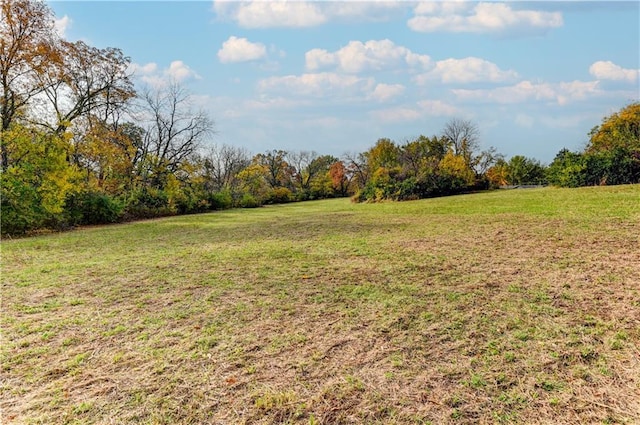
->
[2, 186, 639, 424]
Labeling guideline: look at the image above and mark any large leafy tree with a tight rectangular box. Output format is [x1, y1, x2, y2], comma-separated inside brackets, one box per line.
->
[1, 0, 60, 169]
[549, 103, 640, 187]
[0, 124, 79, 234]
[37, 40, 135, 135]
[253, 149, 292, 189]
[587, 102, 640, 153]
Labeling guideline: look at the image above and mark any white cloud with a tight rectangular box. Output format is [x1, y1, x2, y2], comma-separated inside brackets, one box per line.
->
[414, 1, 468, 16]
[218, 36, 267, 63]
[589, 61, 639, 83]
[371, 99, 460, 123]
[213, 1, 326, 28]
[166, 60, 200, 82]
[128, 62, 158, 75]
[258, 72, 374, 98]
[128, 61, 199, 87]
[54, 15, 72, 38]
[453, 80, 600, 105]
[371, 107, 422, 123]
[416, 99, 460, 116]
[369, 83, 405, 102]
[212, 1, 405, 28]
[408, 2, 563, 35]
[415, 57, 518, 84]
[245, 97, 312, 110]
[305, 39, 431, 73]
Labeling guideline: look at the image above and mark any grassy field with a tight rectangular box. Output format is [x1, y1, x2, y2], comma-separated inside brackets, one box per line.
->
[2, 185, 639, 424]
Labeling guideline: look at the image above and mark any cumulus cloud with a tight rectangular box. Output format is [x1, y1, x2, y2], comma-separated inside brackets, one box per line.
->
[369, 83, 405, 102]
[415, 57, 518, 84]
[54, 15, 72, 38]
[128, 60, 200, 87]
[213, 1, 326, 28]
[408, 2, 563, 35]
[128, 62, 158, 75]
[212, 1, 405, 28]
[258, 72, 375, 98]
[305, 39, 431, 73]
[589, 61, 639, 83]
[218, 36, 267, 63]
[453, 80, 600, 105]
[166, 61, 200, 81]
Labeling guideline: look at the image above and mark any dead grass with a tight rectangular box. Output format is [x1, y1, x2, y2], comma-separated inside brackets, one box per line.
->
[2, 185, 640, 424]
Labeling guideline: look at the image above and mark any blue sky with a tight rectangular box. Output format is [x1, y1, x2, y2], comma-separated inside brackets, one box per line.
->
[49, 1, 639, 163]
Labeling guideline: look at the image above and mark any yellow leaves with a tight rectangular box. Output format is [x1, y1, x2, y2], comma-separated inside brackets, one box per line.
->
[588, 102, 640, 153]
[2, 124, 80, 215]
[439, 150, 475, 186]
[487, 163, 509, 187]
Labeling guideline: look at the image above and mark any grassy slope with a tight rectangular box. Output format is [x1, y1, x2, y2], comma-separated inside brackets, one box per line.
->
[1, 186, 639, 424]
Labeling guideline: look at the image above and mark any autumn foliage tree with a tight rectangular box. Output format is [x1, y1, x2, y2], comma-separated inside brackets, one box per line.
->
[1, 0, 60, 168]
[547, 103, 640, 187]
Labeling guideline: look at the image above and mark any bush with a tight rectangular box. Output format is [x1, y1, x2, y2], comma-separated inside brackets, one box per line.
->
[124, 187, 174, 219]
[265, 187, 293, 204]
[209, 190, 233, 210]
[239, 193, 261, 208]
[173, 187, 210, 215]
[0, 174, 44, 235]
[64, 191, 124, 226]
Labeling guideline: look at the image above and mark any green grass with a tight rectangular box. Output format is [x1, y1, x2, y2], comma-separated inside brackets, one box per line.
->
[2, 185, 640, 424]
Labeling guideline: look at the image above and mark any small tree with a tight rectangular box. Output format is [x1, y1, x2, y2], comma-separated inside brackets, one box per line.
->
[506, 155, 546, 185]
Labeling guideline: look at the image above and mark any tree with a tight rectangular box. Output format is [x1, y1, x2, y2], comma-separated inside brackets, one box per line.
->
[1, 0, 60, 169]
[365, 138, 400, 171]
[236, 163, 270, 205]
[289, 150, 318, 192]
[546, 149, 586, 188]
[200, 143, 250, 192]
[506, 155, 546, 185]
[0, 124, 79, 234]
[329, 160, 351, 196]
[36, 40, 135, 135]
[486, 159, 509, 187]
[344, 151, 369, 190]
[587, 102, 640, 154]
[438, 150, 475, 190]
[72, 118, 140, 194]
[306, 154, 338, 198]
[137, 82, 214, 185]
[442, 118, 479, 164]
[253, 149, 292, 189]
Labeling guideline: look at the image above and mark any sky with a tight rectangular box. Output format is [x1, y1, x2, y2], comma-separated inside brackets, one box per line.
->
[48, 1, 640, 163]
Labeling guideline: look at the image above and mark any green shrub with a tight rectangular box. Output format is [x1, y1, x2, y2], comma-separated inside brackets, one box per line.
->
[239, 193, 261, 208]
[64, 191, 123, 226]
[173, 187, 210, 215]
[124, 187, 173, 219]
[209, 190, 233, 210]
[265, 187, 293, 204]
[0, 173, 44, 235]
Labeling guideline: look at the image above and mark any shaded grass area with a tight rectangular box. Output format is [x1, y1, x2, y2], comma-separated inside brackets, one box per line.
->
[2, 185, 640, 424]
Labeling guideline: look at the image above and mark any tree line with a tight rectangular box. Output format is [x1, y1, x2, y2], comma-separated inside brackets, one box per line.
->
[1, 0, 639, 236]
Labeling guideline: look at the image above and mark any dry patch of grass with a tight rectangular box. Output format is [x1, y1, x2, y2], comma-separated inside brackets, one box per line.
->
[2, 185, 640, 424]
